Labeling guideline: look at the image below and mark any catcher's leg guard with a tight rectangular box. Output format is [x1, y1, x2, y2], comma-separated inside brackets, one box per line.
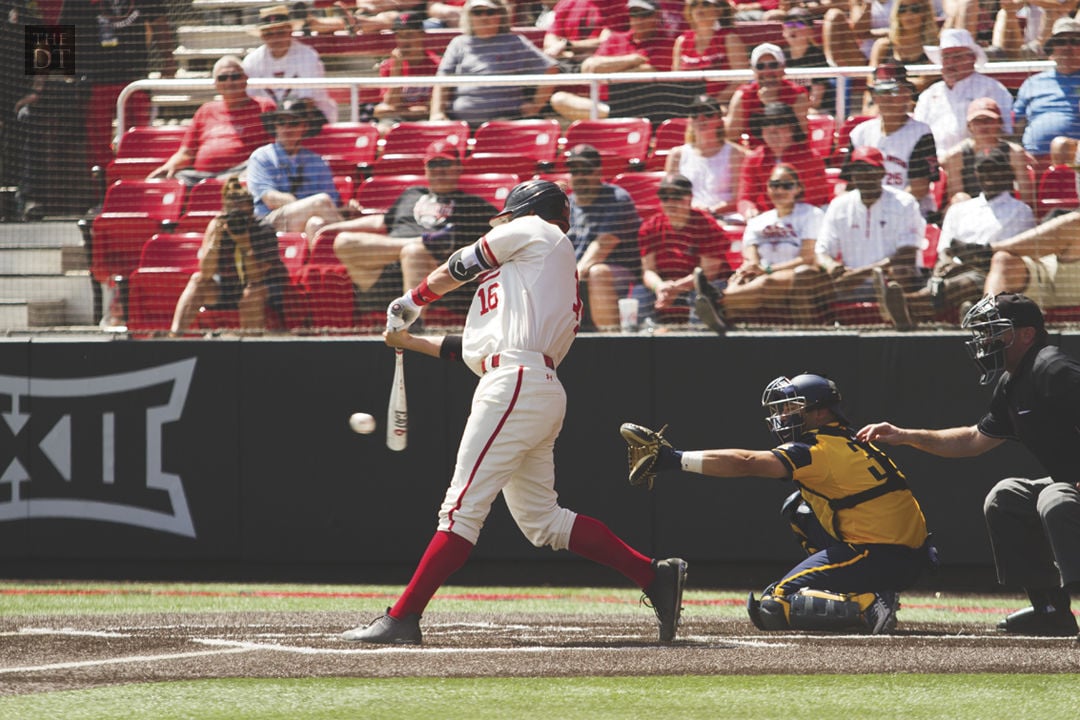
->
[787, 589, 879, 633]
[747, 590, 793, 631]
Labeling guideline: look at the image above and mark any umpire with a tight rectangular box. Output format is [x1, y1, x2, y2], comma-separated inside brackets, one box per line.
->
[859, 292, 1080, 637]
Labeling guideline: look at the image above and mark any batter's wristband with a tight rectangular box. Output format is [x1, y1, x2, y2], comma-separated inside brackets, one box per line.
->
[411, 279, 442, 306]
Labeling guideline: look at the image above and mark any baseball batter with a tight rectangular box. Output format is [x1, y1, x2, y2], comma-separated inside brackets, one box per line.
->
[342, 180, 687, 645]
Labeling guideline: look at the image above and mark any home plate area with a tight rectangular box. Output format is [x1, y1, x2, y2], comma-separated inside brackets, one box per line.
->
[1, 612, 1077, 696]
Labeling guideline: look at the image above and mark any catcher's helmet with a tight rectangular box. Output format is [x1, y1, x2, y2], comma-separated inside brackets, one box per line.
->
[762, 373, 847, 443]
[490, 179, 570, 231]
[961, 292, 1046, 385]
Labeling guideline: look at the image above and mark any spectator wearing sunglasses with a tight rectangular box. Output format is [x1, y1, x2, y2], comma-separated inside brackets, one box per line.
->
[672, 0, 749, 106]
[866, 0, 939, 100]
[736, 102, 829, 219]
[725, 43, 810, 149]
[782, 8, 835, 114]
[634, 174, 731, 325]
[247, 99, 344, 237]
[1013, 18, 1080, 162]
[820, 0, 894, 69]
[149, 56, 276, 183]
[243, 5, 338, 124]
[542, 0, 611, 70]
[912, 28, 1014, 162]
[695, 163, 827, 330]
[432, 0, 560, 124]
[665, 94, 747, 218]
[848, 62, 940, 218]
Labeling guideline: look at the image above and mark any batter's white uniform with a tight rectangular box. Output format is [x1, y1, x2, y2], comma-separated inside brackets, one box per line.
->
[438, 215, 581, 549]
[742, 203, 824, 267]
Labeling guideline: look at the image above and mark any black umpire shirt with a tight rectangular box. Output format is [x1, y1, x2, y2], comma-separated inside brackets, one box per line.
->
[977, 342, 1080, 485]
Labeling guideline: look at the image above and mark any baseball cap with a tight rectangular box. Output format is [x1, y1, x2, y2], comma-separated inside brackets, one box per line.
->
[870, 60, 912, 93]
[627, 0, 659, 13]
[566, 143, 602, 169]
[466, 0, 500, 9]
[967, 96, 1002, 122]
[995, 292, 1045, 331]
[784, 7, 812, 26]
[849, 146, 885, 168]
[424, 139, 462, 164]
[657, 174, 693, 196]
[751, 43, 785, 67]
[688, 94, 722, 116]
[392, 12, 425, 31]
[1045, 17, 1080, 53]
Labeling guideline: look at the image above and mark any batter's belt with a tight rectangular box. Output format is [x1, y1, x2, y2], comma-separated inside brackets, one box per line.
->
[481, 350, 555, 374]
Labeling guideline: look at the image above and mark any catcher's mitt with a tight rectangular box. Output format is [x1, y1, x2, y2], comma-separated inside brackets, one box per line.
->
[620, 422, 674, 489]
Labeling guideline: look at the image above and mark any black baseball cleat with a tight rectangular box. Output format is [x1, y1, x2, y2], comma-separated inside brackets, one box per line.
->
[693, 267, 727, 334]
[746, 592, 767, 631]
[642, 557, 688, 642]
[864, 591, 900, 635]
[342, 607, 423, 644]
[997, 606, 1079, 636]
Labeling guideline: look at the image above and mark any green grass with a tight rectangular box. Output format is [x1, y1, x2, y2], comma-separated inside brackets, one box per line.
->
[0, 675, 1073, 720]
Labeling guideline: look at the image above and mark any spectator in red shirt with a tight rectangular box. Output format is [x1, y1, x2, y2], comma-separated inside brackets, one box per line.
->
[636, 173, 730, 324]
[672, 0, 749, 106]
[725, 42, 810, 148]
[736, 102, 829, 219]
[149, 56, 275, 183]
[551, 0, 686, 124]
[543, 0, 608, 68]
[373, 13, 442, 122]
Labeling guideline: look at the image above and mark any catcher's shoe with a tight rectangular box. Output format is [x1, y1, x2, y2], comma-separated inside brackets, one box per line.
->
[997, 606, 1078, 636]
[864, 591, 900, 635]
[642, 557, 688, 642]
[342, 607, 422, 644]
[872, 267, 914, 331]
[693, 267, 726, 334]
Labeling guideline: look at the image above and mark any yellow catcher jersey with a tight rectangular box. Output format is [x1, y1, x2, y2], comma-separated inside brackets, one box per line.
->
[771, 423, 929, 549]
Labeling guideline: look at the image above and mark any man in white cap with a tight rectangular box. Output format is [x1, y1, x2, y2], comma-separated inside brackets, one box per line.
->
[243, 5, 338, 123]
[1014, 17, 1080, 161]
[724, 43, 810, 148]
[913, 28, 1014, 160]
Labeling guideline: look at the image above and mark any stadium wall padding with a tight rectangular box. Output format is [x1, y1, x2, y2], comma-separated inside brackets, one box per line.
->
[0, 332, 1067, 587]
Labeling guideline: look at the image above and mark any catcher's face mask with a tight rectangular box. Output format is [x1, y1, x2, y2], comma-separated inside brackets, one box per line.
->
[762, 376, 807, 444]
[961, 295, 1014, 386]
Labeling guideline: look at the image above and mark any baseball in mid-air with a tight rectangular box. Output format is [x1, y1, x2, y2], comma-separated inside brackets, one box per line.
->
[349, 412, 376, 434]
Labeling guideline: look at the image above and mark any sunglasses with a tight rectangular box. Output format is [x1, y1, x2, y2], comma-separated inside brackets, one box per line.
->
[629, 9, 657, 17]
[691, 110, 719, 119]
[1054, 36, 1080, 47]
[568, 165, 597, 176]
[470, 7, 499, 15]
[657, 191, 689, 201]
[426, 158, 457, 168]
[278, 117, 306, 126]
[755, 60, 782, 71]
[216, 72, 245, 82]
[768, 180, 796, 190]
[897, 3, 923, 12]
[872, 85, 904, 95]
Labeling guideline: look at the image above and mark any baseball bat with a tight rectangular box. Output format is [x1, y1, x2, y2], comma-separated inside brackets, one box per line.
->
[387, 348, 408, 451]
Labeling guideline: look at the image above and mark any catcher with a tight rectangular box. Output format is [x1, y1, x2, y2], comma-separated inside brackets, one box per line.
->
[621, 373, 936, 634]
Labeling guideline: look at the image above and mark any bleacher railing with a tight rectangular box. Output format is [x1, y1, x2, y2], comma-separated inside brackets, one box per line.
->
[116, 60, 1056, 138]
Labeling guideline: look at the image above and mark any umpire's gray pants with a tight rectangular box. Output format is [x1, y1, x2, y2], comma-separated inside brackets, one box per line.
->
[983, 477, 1080, 590]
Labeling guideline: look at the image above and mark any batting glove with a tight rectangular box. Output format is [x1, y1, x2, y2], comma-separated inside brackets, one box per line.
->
[387, 292, 421, 332]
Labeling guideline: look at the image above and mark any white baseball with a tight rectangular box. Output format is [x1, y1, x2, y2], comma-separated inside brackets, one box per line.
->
[349, 412, 376, 434]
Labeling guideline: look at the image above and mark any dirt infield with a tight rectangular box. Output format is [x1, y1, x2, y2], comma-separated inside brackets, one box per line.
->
[2, 611, 1078, 697]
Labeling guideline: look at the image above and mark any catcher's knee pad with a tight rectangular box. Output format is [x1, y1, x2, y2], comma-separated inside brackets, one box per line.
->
[748, 592, 793, 631]
[787, 588, 877, 632]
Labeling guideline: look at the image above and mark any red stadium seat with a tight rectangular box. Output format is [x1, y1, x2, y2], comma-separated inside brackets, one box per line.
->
[90, 179, 186, 284]
[465, 119, 562, 176]
[922, 223, 940, 269]
[563, 118, 652, 177]
[1036, 164, 1079, 220]
[105, 126, 186, 183]
[125, 232, 202, 332]
[456, 173, 520, 209]
[830, 115, 873, 167]
[380, 120, 471, 157]
[333, 175, 355, 204]
[611, 171, 665, 218]
[277, 231, 309, 283]
[302, 122, 380, 177]
[367, 153, 430, 176]
[353, 174, 427, 214]
[647, 118, 688, 170]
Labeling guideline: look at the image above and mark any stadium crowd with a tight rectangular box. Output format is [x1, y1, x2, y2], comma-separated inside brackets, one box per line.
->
[5, 0, 1080, 333]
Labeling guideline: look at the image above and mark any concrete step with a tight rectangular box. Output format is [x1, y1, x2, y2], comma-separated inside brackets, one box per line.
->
[0, 299, 71, 331]
[0, 272, 94, 326]
[0, 221, 84, 247]
[0, 245, 88, 274]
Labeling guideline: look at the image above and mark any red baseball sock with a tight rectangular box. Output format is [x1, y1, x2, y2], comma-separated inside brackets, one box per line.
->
[390, 530, 473, 619]
[568, 514, 655, 589]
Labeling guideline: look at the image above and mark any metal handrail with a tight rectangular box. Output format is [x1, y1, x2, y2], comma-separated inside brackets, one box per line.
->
[116, 60, 1055, 142]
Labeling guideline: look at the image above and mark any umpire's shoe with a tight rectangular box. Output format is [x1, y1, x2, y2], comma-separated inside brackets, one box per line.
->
[342, 607, 422, 644]
[693, 267, 727, 335]
[643, 558, 689, 642]
[997, 606, 1078, 637]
